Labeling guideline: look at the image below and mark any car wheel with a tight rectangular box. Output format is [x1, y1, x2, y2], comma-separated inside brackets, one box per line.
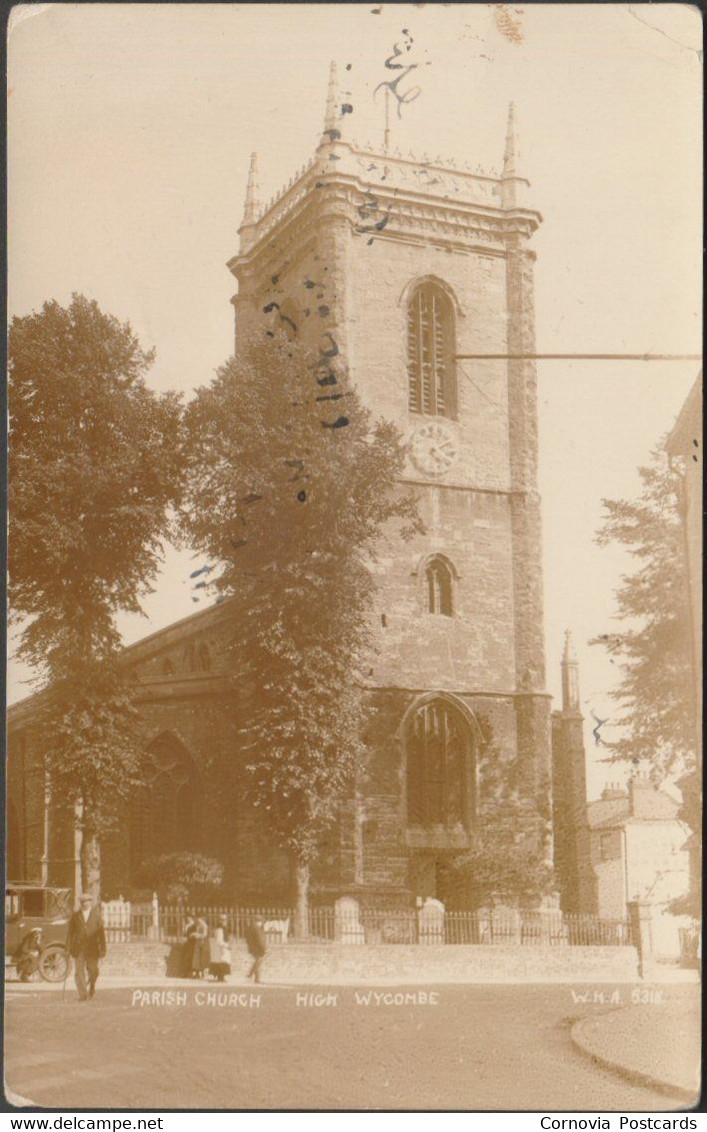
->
[38, 945, 68, 983]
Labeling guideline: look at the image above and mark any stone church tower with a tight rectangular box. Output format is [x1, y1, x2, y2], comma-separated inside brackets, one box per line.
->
[228, 66, 552, 908]
[7, 67, 553, 909]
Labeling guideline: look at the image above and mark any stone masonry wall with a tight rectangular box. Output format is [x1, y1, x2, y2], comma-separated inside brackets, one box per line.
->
[101, 940, 640, 984]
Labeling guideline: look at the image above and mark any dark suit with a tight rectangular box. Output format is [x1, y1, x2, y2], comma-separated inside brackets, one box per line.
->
[66, 908, 107, 1000]
[244, 921, 267, 984]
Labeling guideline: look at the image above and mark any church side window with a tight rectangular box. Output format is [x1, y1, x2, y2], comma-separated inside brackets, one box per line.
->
[407, 283, 456, 418]
[426, 557, 454, 616]
[406, 700, 473, 828]
[129, 733, 199, 877]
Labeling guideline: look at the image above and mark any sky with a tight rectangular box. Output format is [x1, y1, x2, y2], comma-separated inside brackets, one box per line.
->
[7, 3, 702, 797]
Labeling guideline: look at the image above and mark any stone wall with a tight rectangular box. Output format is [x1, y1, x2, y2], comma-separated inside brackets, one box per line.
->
[101, 940, 640, 984]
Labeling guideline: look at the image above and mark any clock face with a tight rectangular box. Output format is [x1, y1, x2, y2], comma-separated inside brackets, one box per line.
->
[410, 422, 459, 477]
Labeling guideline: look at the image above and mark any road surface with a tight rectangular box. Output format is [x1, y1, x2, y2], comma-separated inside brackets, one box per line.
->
[4, 982, 696, 1110]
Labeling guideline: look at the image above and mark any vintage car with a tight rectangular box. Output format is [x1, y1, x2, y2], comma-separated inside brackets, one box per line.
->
[5, 884, 72, 982]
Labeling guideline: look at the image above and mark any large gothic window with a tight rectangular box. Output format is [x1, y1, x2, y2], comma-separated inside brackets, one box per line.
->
[407, 282, 457, 418]
[130, 733, 198, 877]
[406, 700, 473, 828]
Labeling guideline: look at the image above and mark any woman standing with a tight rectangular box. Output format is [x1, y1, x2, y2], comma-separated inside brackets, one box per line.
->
[182, 915, 196, 977]
[209, 914, 231, 982]
[191, 915, 209, 978]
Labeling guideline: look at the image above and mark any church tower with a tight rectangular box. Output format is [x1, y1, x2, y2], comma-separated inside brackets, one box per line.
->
[228, 68, 552, 908]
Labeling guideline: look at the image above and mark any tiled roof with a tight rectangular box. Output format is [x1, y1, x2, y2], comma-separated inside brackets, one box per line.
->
[586, 797, 629, 829]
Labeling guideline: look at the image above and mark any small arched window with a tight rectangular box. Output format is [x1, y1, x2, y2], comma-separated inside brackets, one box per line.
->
[407, 282, 456, 418]
[426, 557, 454, 616]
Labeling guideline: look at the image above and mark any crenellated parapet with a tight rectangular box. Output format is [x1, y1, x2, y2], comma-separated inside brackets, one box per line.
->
[231, 67, 541, 286]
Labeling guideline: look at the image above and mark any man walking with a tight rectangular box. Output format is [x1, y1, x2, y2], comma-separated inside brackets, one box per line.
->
[66, 894, 107, 1001]
[244, 916, 267, 985]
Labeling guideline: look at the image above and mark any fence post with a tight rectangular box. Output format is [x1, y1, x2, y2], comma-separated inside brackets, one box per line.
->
[627, 900, 655, 979]
[147, 891, 160, 941]
[418, 898, 445, 944]
[334, 897, 365, 944]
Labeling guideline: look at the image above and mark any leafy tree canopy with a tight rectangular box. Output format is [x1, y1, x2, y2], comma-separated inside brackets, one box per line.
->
[9, 295, 184, 855]
[592, 446, 696, 779]
[10, 294, 183, 674]
[135, 852, 225, 904]
[450, 833, 554, 910]
[182, 335, 421, 874]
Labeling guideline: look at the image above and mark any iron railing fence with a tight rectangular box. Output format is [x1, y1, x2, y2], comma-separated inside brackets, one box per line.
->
[443, 911, 633, 947]
[103, 902, 634, 948]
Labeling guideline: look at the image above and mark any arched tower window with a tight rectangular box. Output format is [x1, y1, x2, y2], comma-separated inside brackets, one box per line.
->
[407, 282, 456, 418]
[406, 699, 474, 828]
[130, 733, 198, 877]
[426, 556, 454, 616]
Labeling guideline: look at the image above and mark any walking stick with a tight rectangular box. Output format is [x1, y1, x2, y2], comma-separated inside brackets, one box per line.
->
[62, 955, 70, 1001]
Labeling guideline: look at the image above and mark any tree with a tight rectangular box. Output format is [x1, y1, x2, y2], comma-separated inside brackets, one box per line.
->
[182, 334, 420, 935]
[450, 834, 553, 910]
[449, 727, 553, 910]
[9, 294, 183, 899]
[592, 445, 697, 778]
[136, 853, 225, 904]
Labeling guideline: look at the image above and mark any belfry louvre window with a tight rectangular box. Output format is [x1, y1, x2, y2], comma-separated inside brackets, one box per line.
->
[407, 700, 472, 828]
[407, 283, 456, 417]
[426, 557, 454, 616]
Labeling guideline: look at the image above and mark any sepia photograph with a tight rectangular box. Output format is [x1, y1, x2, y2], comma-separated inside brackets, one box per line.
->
[4, 2, 702, 1114]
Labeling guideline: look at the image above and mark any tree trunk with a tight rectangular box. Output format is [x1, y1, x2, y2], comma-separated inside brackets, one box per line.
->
[81, 828, 101, 904]
[292, 858, 310, 939]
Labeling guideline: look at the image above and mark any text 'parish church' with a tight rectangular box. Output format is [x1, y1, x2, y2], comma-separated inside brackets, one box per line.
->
[8, 66, 556, 909]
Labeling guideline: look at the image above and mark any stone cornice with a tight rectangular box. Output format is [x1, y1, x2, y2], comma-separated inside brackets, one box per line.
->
[7, 668, 234, 730]
[231, 189, 538, 287]
[361, 685, 552, 700]
[229, 141, 541, 278]
[133, 674, 231, 703]
[7, 601, 238, 729]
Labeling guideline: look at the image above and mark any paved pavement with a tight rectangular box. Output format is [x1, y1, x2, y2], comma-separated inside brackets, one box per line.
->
[571, 989, 701, 1101]
[3, 981, 700, 1110]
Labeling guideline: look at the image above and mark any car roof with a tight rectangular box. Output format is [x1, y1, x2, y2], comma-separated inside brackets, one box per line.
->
[6, 884, 72, 894]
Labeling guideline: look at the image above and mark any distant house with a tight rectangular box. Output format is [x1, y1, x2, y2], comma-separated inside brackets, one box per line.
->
[552, 643, 692, 958]
[577, 777, 691, 957]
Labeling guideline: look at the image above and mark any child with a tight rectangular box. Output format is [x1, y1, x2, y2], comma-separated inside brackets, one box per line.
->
[17, 928, 42, 981]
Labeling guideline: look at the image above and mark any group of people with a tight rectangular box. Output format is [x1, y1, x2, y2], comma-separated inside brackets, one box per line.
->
[14, 894, 268, 999]
[182, 914, 228, 981]
[182, 913, 267, 984]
